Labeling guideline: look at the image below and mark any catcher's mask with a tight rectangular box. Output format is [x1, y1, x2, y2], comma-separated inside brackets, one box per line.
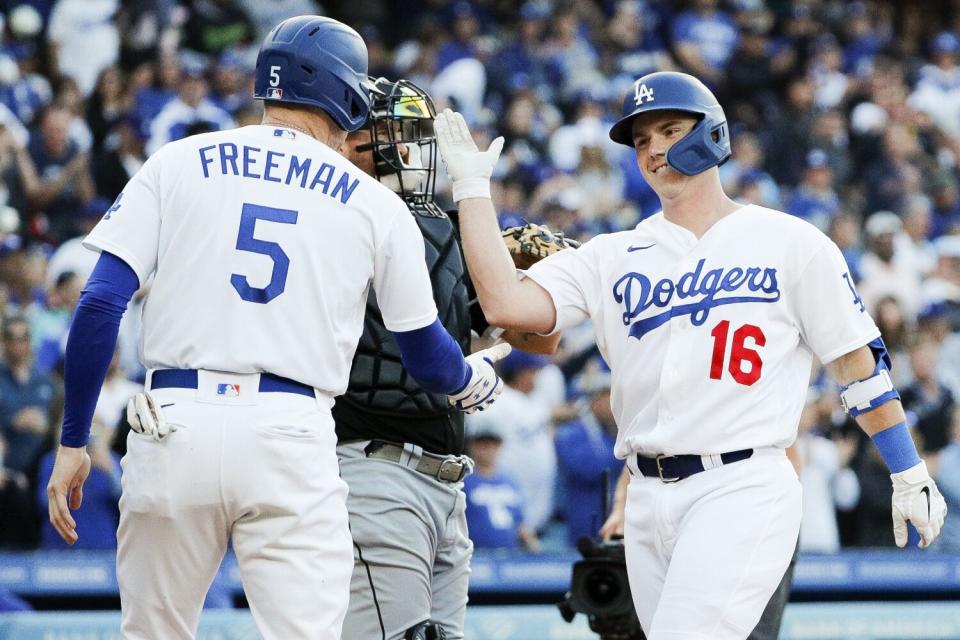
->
[356, 77, 437, 203]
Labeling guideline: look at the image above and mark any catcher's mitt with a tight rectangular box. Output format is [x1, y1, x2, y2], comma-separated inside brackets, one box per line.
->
[502, 222, 580, 270]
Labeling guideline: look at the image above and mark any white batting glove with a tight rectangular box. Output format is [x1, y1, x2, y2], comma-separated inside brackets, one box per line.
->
[448, 342, 512, 413]
[433, 108, 504, 202]
[890, 461, 947, 548]
[126, 392, 178, 441]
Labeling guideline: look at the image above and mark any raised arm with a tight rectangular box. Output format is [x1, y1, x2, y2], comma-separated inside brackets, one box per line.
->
[434, 110, 557, 334]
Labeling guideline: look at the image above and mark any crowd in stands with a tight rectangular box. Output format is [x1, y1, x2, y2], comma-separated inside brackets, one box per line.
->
[0, 0, 959, 561]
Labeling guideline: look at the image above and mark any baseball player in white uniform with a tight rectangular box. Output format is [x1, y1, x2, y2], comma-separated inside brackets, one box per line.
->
[434, 71, 947, 639]
[44, 16, 507, 640]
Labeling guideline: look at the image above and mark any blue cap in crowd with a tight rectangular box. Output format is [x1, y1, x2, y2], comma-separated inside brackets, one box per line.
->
[498, 349, 550, 381]
[933, 32, 960, 55]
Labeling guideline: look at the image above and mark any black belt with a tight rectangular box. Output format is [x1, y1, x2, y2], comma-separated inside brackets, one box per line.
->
[364, 440, 468, 483]
[635, 449, 753, 482]
[150, 369, 315, 398]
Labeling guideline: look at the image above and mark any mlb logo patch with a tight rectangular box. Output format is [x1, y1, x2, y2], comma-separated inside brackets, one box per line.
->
[266, 87, 283, 99]
[217, 383, 241, 397]
[273, 128, 295, 139]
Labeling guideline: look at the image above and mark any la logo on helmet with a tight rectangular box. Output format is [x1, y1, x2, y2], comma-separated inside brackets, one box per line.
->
[634, 81, 654, 105]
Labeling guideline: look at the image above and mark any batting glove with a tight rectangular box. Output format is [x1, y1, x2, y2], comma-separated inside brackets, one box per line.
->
[126, 392, 178, 441]
[891, 461, 947, 548]
[448, 342, 512, 413]
[433, 108, 504, 202]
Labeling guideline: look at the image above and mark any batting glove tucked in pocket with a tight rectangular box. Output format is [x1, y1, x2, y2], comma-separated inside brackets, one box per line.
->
[126, 392, 178, 441]
[891, 461, 948, 548]
[448, 343, 512, 414]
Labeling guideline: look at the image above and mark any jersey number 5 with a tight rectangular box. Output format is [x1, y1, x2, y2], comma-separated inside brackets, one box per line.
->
[231, 203, 298, 304]
[709, 321, 766, 386]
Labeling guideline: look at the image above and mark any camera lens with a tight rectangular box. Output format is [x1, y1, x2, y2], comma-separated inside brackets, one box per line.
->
[585, 569, 622, 605]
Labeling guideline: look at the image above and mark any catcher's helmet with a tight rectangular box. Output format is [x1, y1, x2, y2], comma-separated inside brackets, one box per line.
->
[254, 16, 375, 132]
[357, 77, 438, 203]
[609, 71, 730, 176]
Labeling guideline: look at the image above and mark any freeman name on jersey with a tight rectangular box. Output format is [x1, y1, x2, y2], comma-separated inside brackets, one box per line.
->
[197, 142, 360, 205]
[613, 258, 781, 340]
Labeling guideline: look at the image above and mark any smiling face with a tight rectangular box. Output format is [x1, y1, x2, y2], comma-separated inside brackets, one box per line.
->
[631, 109, 701, 198]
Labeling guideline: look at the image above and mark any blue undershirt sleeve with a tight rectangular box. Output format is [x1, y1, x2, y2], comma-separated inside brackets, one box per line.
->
[60, 252, 139, 447]
[391, 319, 472, 395]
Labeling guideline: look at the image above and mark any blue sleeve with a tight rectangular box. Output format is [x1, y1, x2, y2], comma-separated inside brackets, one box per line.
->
[60, 252, 138, 447]
[391, 319, 471, 395]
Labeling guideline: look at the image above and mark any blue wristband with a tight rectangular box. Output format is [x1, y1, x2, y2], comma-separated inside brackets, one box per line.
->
[870, 422, 921, 473]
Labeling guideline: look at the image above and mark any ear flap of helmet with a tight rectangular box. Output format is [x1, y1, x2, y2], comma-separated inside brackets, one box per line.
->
[666, 119, 730, 176]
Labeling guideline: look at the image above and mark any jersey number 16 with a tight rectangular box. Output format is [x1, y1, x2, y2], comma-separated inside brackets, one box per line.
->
[709, 321, 766, 386]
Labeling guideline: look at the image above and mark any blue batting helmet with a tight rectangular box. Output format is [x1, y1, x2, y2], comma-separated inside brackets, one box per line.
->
[254, 16, 375, 132]
[608, 72, 731, 176]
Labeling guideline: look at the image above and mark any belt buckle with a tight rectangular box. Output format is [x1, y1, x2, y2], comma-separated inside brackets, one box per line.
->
[437, 459, 465, 483]
[655, 454, 680, 483]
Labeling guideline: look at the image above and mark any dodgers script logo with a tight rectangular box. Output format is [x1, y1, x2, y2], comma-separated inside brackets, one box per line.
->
[613, 259, 780, 340]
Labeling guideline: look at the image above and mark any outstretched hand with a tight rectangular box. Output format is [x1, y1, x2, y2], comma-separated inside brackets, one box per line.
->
[433, 108, 504, 202]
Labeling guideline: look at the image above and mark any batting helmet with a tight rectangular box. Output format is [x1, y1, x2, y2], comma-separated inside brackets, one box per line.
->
[608, 72, 731, 176]
[254, 16, 375, 132]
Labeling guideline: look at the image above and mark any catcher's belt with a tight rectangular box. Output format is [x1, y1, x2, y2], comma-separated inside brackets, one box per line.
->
[363, 439, 471, 483]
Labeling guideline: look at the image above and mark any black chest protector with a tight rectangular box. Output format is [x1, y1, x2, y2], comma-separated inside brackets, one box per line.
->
[333, 201, 473, 453]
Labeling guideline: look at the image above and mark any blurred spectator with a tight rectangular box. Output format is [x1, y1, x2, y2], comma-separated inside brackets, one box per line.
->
[929, 175, 960, 239]
[862, 124, 925, 216]
[900, 339, 955, 455]
[95, 116, 148, 202]
[0, 316, 56, 476]
[809, 35, 851, 109]
[146, 58, 235, 155]
[858, 211, 922, 320]
[0, 433, 35, 549]
[898, 194, 937, 278]
[720, 130, 781, 209]
[134, 55, 180, 125]
[545, 7, 603, 103]
[30, 269, 81, 374]
[37, 418, 120, 549]
[785, 149, 840, 232]
[436, 1, 480, 72]
[828, 213, 864, 282]
[554, 373, 621, 546]
[463, 425, 537, 551]
[908, 32, 960, 139]
[208, 49, 252, 116]
[0, 125, 38, 216]
[670, 0, 738, 86]
[466, 350, 564, 535]
[764, 76, 815, 187]
[850, 431, 901, 547]
[86, 66, 130, 153]
[607, 0, 671, 82]
[0, 41, 53, 126]
[182, 0, 255, 56]
[934, 406, 960, 552]
[26, 105, 95, 243]
[796, 389, 860, 553]
[873, 296, 913, 388]
[808, 110, 852, 188]
[48, 0, 120, 97]
[115, 0, 180, 70]
[491, 3, 551, 96]
[921, 236, 960, 325]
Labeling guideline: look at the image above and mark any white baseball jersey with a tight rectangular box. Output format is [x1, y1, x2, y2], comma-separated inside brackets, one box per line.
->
[525, 205, 880, 458]
[83, 125, 438, 396]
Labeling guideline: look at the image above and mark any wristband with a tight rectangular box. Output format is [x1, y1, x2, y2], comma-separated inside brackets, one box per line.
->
[451, 177, 491, 202]
[871, 422, 921, 473]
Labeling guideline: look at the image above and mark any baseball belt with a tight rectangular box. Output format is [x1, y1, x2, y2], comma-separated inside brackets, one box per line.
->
[364, 440, 469, 483]
[150, 369, 315, 398]
[635, 449, 753, 483]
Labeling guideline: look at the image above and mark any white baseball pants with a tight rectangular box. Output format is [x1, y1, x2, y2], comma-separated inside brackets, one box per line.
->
[624, 449, 802, 640]
[116, 372, 353, 639]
